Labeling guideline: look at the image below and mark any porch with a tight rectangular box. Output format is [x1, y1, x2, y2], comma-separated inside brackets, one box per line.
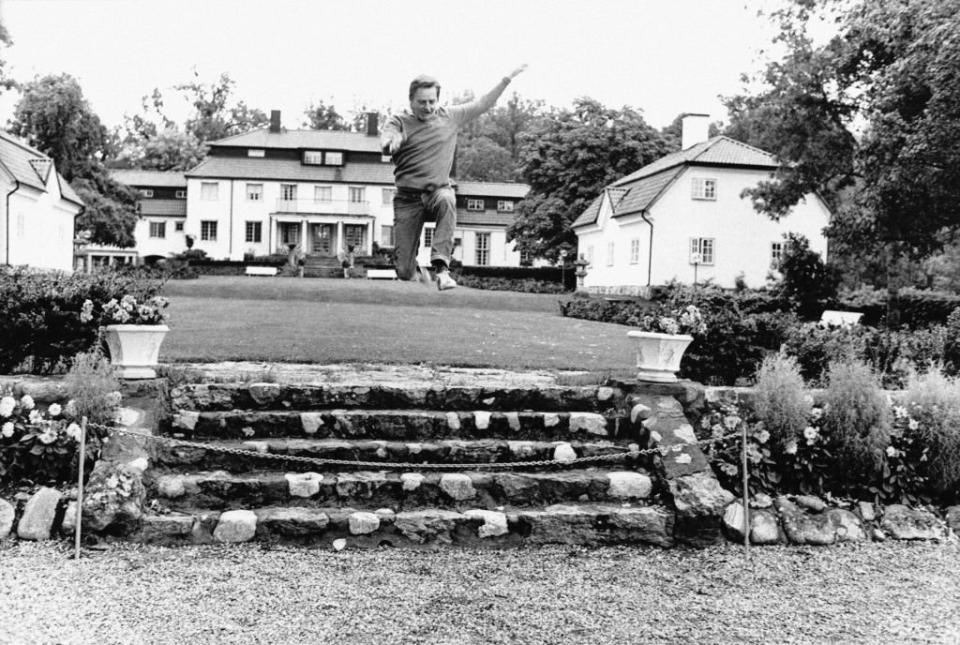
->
[270, 214, 374, 257]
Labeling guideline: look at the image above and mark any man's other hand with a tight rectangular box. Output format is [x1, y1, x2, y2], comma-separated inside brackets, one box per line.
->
[381, 130, 403, 155]
[507, 64, 528, 80]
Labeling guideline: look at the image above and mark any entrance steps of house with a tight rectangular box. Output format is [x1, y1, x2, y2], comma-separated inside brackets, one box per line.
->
[138, 363, 714, 549]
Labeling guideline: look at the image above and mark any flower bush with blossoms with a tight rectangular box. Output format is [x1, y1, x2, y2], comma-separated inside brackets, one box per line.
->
[632, 304, 708, 336]
[0, 390, 92, 484]
[80, 294, 169, 326]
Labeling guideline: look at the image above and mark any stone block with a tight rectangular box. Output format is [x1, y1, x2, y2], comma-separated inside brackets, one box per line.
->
[140, 514, 196, 542]
[946, 506, 960, 534]
[881, 504, 946, 541]
[17, 487, 62, 540]
[300, 412, 324, 435]
[776, 497, 835, 545]
[749, 510, 781, 545]
[553, 442, 577, 464]
[827, 508, 866, 542]
[214, 510, 257, 543]
[286, 472, 323, 498]
[0, 498, 14, 539]
[401, 473, 424, 491]
[464, 510, 509, 538]
[394, 510, 463, 544]
[606, 472, 652, 499]
[439, 473, 476, 501]
[255, 507, 330, 537]
[349, 512, 380, 535]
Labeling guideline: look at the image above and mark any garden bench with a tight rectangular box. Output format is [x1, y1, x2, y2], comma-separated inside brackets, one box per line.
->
[365, 268, 397, 280]
[819, 309, 862, 328]
[245, 266, 278, 277]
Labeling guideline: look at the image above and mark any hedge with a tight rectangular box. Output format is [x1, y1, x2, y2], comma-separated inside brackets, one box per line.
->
[837, 287, 960, 328]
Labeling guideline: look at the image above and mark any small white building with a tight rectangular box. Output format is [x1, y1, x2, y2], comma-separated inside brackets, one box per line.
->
[110, 169, 188, 262]
[0, 133, 84, 271]
[572, 114, 831, 293]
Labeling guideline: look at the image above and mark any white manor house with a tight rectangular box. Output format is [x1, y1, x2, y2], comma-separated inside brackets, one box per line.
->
[104, 112, 530, 270]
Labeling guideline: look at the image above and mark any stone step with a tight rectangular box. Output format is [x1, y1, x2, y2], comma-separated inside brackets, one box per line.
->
[169, 409, 637, 442]
[149, 468, 658, 512]
[152, 437, 647, 473]
[137, 503, 675, 548]
[169, 383, 627, 414]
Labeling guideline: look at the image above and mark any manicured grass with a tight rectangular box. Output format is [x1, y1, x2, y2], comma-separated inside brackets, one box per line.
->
[2, 541, 957, 644]
[159, 276, 637, 372]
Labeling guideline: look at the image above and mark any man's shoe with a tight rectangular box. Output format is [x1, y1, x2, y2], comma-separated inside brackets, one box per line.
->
[436, 271, 457, 291]
[416, 268, 433, 287]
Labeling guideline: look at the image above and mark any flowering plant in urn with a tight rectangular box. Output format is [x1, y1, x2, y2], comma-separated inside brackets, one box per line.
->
[632, 304, 707, 336]
[82, 295, 170, 378]
[81, 295, 169, 326]
[627, 305, 705, 383]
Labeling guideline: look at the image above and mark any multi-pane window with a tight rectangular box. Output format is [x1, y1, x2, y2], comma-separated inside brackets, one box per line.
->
[691, 178, 717, 200]
[382, 188, 395, 205]
[315, 186, 332, 202]
[381, 225, 394, 246]
[280, 184, 297, 201]
[348, 187, 366, 203]
[325, 151, 343, 166]
[303, 150, 324, 165]
[606, 241, 615, 266]
[466, 199, 484, 211]
[175, 221, 184, 232]
[201, 220, 218, 241]
[423, 227, 434, 249]
[520, 249, 532, 266]
[148, 221, 166, 238]
[200, 182, 218, 201]
[245, 221, 262, 243]
[771, 242, 784, 269]
[475, 232, 490, 266]
[497, 200, 514, 213]
[689, 238, 715, 264]
[139, 189, 154, 198]
[175, 189, 186, 199]
[246, 183, 263, 201]
[629, 239, 640, 265]
[248, 149, 265, 158]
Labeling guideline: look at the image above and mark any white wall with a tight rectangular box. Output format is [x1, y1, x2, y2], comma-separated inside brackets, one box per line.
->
[135, 218, 187, 259]
[1, 174, 78, 271]
[579, 167, 830, 290]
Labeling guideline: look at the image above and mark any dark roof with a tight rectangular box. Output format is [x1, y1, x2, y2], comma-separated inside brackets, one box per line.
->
[612, 167, 685, 217]
[186, 156, 396, 184]
[140, 199, 187, 217]
[456, 181, 529, 199]
[209, 128, 382, 153]
[458, 210, 515, 226]
[570, 195, 604, 229]
[0, 133, 84, 207]
[612, 136, 778, 186]
[111, 169, 187, 188]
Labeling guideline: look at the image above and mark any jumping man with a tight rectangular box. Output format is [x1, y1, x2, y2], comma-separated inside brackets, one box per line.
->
[381, 64, 528, 290]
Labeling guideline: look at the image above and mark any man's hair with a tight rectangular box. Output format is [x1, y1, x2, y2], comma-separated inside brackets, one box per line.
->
[409, 75, 441, 100]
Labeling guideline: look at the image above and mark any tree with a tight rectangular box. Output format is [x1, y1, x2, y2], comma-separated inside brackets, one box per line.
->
[455, 137, 514, 182]
[0, 18, 15, 94]
[303, 100, 349, 130]
[660, 113, 722, 151]
[774, 233, 840, 319]
[9, 74, 138, 247]
[507, 98, 670, 263]
[176, 71, 269, 142]
[453, 92, 544, 181]
[723, 0, 960, 318]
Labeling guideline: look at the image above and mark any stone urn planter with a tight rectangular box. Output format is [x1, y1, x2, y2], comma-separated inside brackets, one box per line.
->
[103, 324, 169, 379]
[626, 331, 693, 383]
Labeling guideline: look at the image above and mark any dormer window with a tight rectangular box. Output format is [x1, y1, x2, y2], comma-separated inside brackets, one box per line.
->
[324, 151, 343, 166]
[303, 150, 344, 166]
[303, 150, 324, 165]
[138, 189, 154, 198]
[497, 200, 515, 213]
[248, 149, 265, 158]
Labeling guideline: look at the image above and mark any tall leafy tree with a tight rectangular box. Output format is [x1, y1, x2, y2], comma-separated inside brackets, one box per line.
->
[303, 99, 349, 130]
[0, 18, 15, 94]
[454, 92, 544, 181]
[115, 88, 207, 171]
[176, 71, 269, 142]
[507, 97, 670, 263]
[9, 74, 137, 247]
[723, 0, 960, 314]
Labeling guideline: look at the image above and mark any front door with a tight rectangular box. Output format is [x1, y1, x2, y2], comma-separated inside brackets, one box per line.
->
[310, 223, 334, 255]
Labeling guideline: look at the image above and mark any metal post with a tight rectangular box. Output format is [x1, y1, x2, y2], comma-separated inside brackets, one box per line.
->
[74, 417, 88, 560]
[741, 422, 750, 560]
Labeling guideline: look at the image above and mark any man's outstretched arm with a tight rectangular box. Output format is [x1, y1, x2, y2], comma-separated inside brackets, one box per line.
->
[453, 64, 528, 124]
[381, 119, 404, 155]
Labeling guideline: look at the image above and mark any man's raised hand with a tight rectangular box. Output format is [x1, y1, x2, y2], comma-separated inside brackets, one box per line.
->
[381, 130, 403, 155]
[507, 64, 528, 80]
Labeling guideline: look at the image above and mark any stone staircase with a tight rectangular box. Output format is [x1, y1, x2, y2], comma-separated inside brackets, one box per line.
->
[301, 255, 344, 278]
[136, 365, 730, 549]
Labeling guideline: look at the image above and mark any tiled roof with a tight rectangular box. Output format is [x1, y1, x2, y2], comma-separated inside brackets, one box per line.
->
[111, 169, 187, 188]
[0, 132, 51, 191]
[455, 181, 529, 199]
[458, 210, 515, 226]
[570, 195, 604, 229]
[612, 136, 778, 186]
[140, 199, 186, 216]
[612, 167, 685, 217]
[209, 128, 383, 153]
[57, 173, 84, 207]
[186, 156, 396, 184]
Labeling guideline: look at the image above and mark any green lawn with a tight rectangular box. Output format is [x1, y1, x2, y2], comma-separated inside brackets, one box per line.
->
[159, 276, 637, 372]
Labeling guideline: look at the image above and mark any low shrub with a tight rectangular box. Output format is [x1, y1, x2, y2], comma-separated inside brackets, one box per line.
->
[0, 267, 165, 374]
[820, 360, 892, 492]
[752, 353, 811, 450]
[900, 368, 960, 499]
[838, 287, 960, 328]
[453, 274, 568, 294]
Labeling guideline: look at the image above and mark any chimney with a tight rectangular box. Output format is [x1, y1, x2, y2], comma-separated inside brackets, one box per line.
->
[680, 113, 710, 150]
[365, 112, 379, 137]
[269, 110, 281, 134]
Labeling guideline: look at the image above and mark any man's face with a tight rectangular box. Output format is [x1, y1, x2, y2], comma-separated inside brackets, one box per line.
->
[410, 86, 439, 121]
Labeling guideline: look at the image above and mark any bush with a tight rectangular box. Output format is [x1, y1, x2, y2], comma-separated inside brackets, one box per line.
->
[455, 274, 568, 294]
[901, 368, 960, 498]
[0, 267, 165, 374]
[63, 352, 122, 427]
[456, 265, 575, 290]
[821, 360, 892, 489]
[773, 233, 840, 320]
[838, 287, 960, 328]
[752, 353, 811, 450]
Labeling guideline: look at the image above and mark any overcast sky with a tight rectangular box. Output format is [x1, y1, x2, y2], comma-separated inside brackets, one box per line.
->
[0, 0, 807, 132]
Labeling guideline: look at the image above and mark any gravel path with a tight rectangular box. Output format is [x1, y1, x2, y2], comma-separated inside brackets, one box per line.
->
[1, 541, 958, 644]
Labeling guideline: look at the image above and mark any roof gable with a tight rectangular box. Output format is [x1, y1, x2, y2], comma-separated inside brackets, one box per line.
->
[570, 194, 604, 229]
[612, 136, 778, 186]
[0, 133, 53, 191]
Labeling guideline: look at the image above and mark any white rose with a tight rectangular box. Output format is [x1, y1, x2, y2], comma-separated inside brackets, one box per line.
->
[38, 427, 57, 444]
[20, 395, 35, 411]
[28, 409, 43, 424]
[1, 422, 14, 438]
[784, 440, 798, 455]
[48, 403, 62, 417]
[0, 396, 15, 417]
[65, 423, 82, 441]
[886, 446, 899, 458]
